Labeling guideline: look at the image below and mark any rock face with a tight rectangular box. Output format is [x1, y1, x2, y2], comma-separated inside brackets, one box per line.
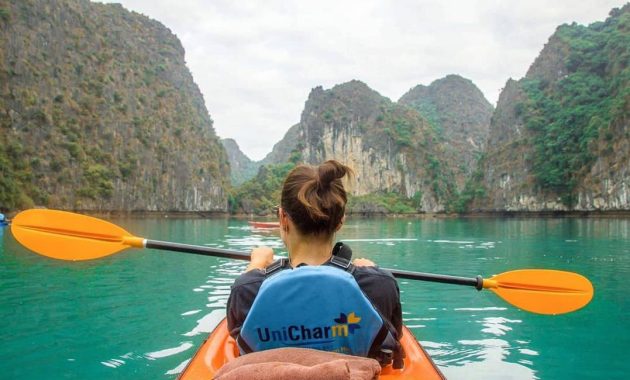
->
[472, 5, 629, 211]
[0, 0, 229, 212]
[293, 80, 456, 212]
[576, 113, 629, 211]
[399, 74, 493, 190]
[472, 79, 548, 211]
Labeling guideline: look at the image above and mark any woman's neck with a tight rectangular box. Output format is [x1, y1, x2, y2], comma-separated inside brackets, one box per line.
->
[286, 232, 334, 267]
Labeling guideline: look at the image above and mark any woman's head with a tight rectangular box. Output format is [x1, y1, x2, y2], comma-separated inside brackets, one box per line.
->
[280, 160, 353, 236]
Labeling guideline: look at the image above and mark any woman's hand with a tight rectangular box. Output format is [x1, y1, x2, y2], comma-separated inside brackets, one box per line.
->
[246, 246, 275, 271]
[352, 257, 376, 267]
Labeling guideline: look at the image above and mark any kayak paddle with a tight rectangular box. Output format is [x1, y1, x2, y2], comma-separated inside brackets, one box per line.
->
[10, 209, 593, 315]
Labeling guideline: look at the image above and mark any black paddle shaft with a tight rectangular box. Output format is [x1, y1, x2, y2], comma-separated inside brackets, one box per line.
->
[146, 239, 251, 261]
[145, 239, 484, 290]
[388, 269, 484, 290]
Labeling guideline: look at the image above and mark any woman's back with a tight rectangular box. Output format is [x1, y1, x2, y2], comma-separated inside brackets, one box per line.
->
[226, 160, 403, 364]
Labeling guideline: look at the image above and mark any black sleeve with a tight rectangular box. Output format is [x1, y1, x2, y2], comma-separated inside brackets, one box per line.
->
[353, 267, 403, 339]
[226, 270, 265, 339]
[391, 283, 403, 339]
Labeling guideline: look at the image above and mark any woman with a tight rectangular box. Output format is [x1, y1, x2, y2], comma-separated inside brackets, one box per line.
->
[226, 160, 403, 366]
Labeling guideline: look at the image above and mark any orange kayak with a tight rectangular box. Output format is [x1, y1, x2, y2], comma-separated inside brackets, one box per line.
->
[178, 319, 445, 379]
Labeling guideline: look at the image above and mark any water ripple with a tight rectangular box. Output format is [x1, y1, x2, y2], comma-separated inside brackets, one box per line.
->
[182, 309, 226, 337]
[145, 342, 194, 360]
[440, 339, 538, 380]
[480, 317, 522, 336]
[181, 310, 202, 316]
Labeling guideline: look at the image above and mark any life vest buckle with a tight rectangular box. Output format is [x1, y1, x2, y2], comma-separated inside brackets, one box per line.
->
[376, 348, 393, 367]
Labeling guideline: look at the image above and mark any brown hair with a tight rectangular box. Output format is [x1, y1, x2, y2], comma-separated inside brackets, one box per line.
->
[281, 160, 353, 235]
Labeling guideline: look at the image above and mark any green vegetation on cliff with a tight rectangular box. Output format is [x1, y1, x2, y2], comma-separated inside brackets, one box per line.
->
[519, 6, 629, 205]
[230, 150, 302, 214]
[451, 166, 487, 213]
[347, 191, 423, 214]
[229, 163, 293, 214]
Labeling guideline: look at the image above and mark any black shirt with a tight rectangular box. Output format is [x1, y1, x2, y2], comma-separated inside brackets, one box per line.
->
[226, 260, 403, 350]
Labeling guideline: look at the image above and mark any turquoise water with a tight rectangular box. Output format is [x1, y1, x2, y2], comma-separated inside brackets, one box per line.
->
[0, 217, 628, 379]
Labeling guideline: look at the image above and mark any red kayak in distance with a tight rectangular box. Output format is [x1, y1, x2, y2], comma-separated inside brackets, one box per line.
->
[248, 221, 280, 229]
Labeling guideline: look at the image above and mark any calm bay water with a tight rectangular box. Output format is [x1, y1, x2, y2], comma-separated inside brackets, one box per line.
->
[0, 217, 628, 379]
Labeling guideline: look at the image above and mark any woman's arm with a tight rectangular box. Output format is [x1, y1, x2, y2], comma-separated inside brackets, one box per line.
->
[352, 257, 376, 267]
[246, 246, 275, 272]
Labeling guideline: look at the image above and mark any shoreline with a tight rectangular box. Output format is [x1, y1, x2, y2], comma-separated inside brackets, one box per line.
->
[4, 209, 629, 219]
[347, 210, 630, 219]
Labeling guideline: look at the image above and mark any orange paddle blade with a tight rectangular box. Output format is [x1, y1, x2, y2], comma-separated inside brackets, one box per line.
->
[11, 209, 145, 261]
[483, 269, 594, 315]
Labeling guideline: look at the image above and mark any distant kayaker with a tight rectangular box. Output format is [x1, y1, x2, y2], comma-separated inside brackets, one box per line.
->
[227, 160, 403, 366]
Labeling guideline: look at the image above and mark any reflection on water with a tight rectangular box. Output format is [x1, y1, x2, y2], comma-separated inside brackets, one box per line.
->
[145, 343, 195, 359]
[440, 338, 539, 380]
[423, 313, 537, 380]
[479, 317, 521, 336]
[182, 309, 225, 337]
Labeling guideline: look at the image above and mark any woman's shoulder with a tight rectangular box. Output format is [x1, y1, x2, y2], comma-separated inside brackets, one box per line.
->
[351, 266, 401, 305]
[232, 268, 267, 288]
[352, 265, 397, 282]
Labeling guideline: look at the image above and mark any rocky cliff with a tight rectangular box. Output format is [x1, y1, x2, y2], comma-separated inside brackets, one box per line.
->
[472, 5, 629, 211]
[0, 0, 230, 212]
[399, 75, 493, 190]
[232, 76, 495, 214]
[294, 80, 456, 212]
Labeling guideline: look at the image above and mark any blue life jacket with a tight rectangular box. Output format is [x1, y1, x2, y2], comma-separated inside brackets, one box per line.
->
[238, 261, 389, 358]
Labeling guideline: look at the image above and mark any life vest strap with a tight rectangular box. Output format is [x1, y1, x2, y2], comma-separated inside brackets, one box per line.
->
[329, 254, 353, 271]
[264, 258, 289, 276]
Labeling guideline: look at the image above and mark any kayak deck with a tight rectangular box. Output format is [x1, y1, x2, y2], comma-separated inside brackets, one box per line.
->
[179, 319, 445, 379]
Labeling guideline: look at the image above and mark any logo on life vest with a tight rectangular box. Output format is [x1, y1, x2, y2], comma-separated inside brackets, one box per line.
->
[255, 312, 362, 344]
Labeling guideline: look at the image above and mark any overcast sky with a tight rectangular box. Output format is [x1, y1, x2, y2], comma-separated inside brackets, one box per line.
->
[98, 0, 625, 160]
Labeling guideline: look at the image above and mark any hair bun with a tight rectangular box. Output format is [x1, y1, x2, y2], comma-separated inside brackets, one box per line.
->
[317, 160, 351, 189]
[282, 160, 353, 235]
